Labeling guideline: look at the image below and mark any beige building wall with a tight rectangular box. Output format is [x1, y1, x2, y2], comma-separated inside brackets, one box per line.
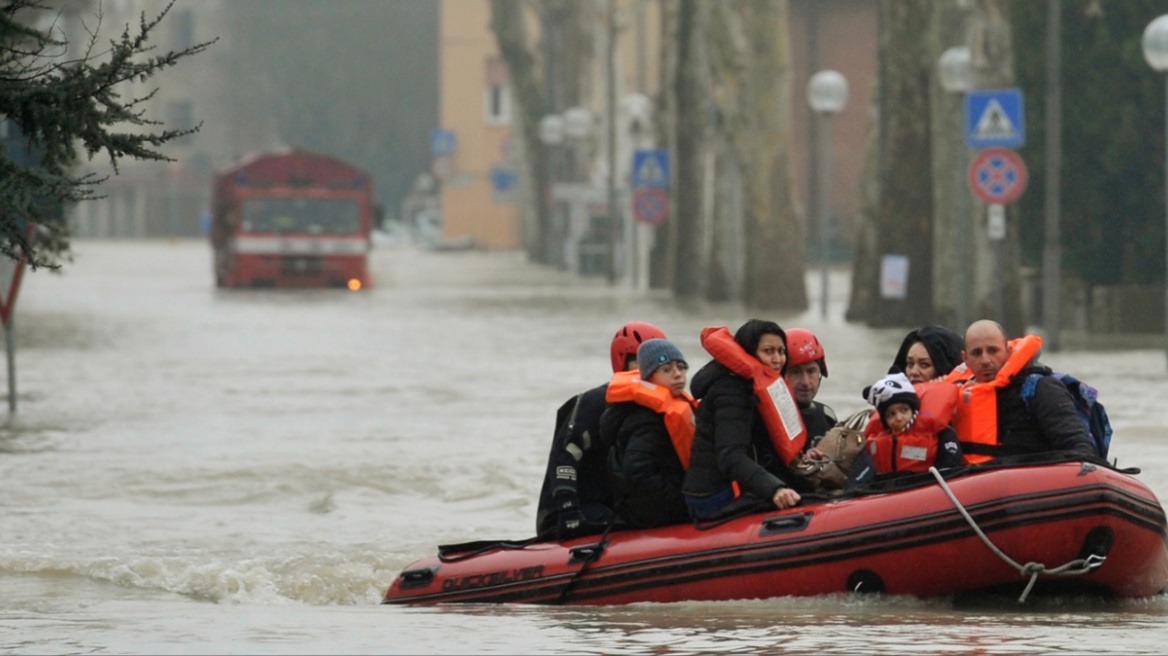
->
[437, 0, 522, 250]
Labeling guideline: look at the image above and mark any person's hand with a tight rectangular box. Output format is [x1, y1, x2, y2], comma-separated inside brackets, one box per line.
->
[556, 508, 585, 540]
[553, 491, 584, 540]
[805, 446, 826, 460]
[772, 486, 801, 509]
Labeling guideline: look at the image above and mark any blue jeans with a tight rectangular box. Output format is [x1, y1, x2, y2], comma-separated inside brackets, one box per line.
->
[684, 487, 736, 521]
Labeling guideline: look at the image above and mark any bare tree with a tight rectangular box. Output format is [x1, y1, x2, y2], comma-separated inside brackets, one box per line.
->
[489, 0, 551, 263]
[863, 0, 936, 328]
[671, 0, 707, 299]
[707, 0, 805, 310]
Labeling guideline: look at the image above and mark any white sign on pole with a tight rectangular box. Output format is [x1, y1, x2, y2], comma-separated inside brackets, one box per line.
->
[880, 254, 910, 300]
[987, 204, 1006, 240]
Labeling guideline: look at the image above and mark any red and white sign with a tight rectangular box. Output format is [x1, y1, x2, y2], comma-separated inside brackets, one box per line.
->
[633, 187, 669, 226]
[968, 147, 1028, 205]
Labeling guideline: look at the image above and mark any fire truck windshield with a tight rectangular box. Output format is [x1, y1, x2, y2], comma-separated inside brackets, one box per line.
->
[241, 198, 362, 235]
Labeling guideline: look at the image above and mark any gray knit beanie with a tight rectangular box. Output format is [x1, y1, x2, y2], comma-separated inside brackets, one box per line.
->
[637, 338, 687, 380]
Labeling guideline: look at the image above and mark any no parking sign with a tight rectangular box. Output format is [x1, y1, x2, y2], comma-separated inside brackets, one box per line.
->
[968, 148, 1028, 205]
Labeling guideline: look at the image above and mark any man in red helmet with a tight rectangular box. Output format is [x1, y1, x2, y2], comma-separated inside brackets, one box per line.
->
[784, 328, 837, 443]
[536, 321, 667, 540]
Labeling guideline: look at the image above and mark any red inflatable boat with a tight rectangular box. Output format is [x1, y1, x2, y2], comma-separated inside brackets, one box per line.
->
[383, 456, 1168, 605]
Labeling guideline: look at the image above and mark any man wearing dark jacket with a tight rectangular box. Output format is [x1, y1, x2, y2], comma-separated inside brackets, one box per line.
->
[535, 321, 666, 539]
[957, 319, 1096, 460]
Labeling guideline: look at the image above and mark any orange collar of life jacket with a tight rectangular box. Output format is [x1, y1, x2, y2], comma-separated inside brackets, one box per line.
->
[952, 334, 1043, 463]
[606, 369, 697, 469]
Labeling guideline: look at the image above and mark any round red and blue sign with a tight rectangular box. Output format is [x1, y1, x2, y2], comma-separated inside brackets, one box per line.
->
[968, 147, 1028, 204]
[633, 187, 669, 226]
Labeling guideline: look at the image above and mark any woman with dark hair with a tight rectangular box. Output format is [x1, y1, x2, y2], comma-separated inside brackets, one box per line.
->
[682, 319, 809, 521]
[889, 325, 965, 384]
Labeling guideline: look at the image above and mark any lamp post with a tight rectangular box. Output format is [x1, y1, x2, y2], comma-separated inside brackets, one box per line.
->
[938, 45, 973, 331]
[1143, 15, 1168, 369]
[807, 70, 848, 320]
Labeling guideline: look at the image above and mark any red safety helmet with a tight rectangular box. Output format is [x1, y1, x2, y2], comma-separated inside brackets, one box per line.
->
[610, 321, 667, 373]
[786, 328, 828, 377]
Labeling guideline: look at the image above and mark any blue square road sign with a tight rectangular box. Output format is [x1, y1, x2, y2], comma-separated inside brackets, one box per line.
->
[965, 89, 1025, 149]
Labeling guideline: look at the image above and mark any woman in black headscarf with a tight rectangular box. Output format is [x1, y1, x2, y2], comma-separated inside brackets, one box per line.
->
[888, 325, 965, 383]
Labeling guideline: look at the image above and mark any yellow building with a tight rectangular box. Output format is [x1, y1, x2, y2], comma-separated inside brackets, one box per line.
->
[435, 0, 524, 250]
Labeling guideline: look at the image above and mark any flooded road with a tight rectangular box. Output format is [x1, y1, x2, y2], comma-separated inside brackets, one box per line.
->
[2, 239, 1168, 654]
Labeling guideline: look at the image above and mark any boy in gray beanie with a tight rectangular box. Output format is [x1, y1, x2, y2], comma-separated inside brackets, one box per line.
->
[638, 338, 687, 382]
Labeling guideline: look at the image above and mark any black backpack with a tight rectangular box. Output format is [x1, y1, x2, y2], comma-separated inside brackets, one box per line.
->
[1021, 372, 1112, 461]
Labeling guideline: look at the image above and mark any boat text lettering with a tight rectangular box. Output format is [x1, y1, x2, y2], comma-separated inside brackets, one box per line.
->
[442, 565, 545, 591]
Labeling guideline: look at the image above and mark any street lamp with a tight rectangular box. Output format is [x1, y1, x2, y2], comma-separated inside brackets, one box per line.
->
[938, 45, 973, 331]
[1143, 15, 1168, 369]
[563, 106, 592, 142]
[539, 114, 565, 146]
[807, 70, 848, 320]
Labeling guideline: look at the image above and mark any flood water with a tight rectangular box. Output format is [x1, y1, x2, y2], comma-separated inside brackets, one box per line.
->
[2, 239, 1168, 654]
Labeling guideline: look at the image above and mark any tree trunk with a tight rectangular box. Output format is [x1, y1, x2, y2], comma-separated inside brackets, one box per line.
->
[672, 0, 708, 300]
[706, 0, 805, 311]
[651, 0, 679, 290]
[489, 0, 550, 264]
[929, 2, 970, 331]
[867, 0, 935, 328]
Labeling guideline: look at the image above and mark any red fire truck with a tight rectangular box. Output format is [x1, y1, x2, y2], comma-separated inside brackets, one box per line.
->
[211, 148, 375, 289]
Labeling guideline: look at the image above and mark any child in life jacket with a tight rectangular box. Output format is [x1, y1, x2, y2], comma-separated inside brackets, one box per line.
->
[849, 372, 963, 486]
[601, 338, 697, 529]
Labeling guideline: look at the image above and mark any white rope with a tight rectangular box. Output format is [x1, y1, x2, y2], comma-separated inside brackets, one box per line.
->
[927, 466, 1106, 603]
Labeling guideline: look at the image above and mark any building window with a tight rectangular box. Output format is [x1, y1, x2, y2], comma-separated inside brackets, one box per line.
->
[167, 100, 195, 146]
[484, 57, 510, 125]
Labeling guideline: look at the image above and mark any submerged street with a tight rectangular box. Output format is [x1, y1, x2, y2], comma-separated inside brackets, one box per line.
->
[1, 240, 1168, 654]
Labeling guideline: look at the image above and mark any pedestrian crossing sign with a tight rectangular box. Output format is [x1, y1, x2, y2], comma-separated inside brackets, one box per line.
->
[965, 89, 1024, 149]
[631, 149, 670, 189]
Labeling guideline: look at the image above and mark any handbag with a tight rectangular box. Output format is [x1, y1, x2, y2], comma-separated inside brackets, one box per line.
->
[791, 409, 871, 493]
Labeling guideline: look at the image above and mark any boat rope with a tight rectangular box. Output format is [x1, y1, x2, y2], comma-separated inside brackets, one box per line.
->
[554, 517, 616, 605]
[928, 466, 1106, 603]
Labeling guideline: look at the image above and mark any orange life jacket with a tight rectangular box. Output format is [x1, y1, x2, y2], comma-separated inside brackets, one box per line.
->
[699, 326, 808, 466]
[605, 369, 697, 469]
[863, 381, 959, 474]
[950, 334, 1044, 464]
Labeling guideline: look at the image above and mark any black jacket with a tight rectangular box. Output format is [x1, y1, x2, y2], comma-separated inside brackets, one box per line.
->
[992, 364, 1097, 458]
[535, 383, 615, 536]
[801, 400, 837, 446]
[682, 361, 804, 503]
[601, 400, 691, 529]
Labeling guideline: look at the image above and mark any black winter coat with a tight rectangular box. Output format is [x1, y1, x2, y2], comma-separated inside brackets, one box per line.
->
[536, 383, 615, 536]
[801, 400, 837, 446]
[600, 400, 691, 529]
[682, 361, 805, 503]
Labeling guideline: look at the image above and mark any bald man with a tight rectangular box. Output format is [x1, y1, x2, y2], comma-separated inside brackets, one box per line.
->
[954, 320, 1096, 462]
